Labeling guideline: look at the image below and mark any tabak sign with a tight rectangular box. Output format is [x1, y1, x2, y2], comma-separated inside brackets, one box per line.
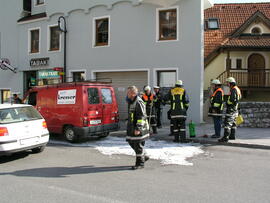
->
[30, 57, 49, 67]
[57, 89, 77, 104]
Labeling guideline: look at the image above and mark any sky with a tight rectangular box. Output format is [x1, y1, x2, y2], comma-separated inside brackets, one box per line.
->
[212, 0, 270, 3]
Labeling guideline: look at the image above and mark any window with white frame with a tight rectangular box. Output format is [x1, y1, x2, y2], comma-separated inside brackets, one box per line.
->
[157, 70, 176, 87]
[158, 8, 178, 41]
[49, 25, 60, 51]
[94, 17, 109, 47]
[36, 0, 44, 5]
[30, 28, 40, 54]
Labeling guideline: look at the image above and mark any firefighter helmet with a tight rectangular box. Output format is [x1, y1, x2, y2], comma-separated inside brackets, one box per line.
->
[175, 80, 183, 86]
[153, 86, 160, 89]
[226, 77, 236, 83]
[144, 86, 151, 91]
[211, 79, 221, 85]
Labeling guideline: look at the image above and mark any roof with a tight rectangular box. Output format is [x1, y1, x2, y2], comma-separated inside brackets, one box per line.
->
[204, 3, 270, 64]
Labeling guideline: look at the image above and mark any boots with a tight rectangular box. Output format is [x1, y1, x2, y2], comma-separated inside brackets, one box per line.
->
[132, 157, 144, 170]
[180, 131, 188, 143]
[173, 134, 180, 142]
[229, 128, 236, 140]
[218, 129, 229, 143]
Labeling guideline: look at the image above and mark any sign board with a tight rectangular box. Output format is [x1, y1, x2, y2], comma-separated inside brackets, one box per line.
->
[30, 57, 49, 67]
[57, 89, 77, 104]
[38, 70, 60, 79]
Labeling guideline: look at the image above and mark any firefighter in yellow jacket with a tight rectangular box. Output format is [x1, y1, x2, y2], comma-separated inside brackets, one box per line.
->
[165, 80, 189, 142]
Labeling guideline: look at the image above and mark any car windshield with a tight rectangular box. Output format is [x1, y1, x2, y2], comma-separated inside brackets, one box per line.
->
[0, 106, 43, 124]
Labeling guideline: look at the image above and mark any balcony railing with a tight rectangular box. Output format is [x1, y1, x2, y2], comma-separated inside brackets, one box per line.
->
[217, 69, 270, 88]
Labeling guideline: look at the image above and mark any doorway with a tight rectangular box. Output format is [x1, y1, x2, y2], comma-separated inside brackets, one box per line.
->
[248, 53, 266, 87]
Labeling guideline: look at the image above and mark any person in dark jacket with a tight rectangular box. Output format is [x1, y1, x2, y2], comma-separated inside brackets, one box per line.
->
[153, 86, 164, 128]
[164, 80, 189, 143]
[126, 86, 150, 170]
[13, 94, 23, 104]
[219, 77, 241, 142]
[141, 86, 157, 134]
[208, 79, 224, 138]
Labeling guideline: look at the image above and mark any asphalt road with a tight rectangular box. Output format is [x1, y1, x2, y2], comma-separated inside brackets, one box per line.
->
[1, 141, 270, 203]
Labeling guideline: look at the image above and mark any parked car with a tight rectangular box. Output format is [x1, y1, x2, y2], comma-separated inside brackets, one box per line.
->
[0, 104, 49, 155]
[24, 82, 119, 142]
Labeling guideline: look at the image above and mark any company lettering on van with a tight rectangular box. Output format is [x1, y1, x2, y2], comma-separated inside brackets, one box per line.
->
[57, 90, 77, 104]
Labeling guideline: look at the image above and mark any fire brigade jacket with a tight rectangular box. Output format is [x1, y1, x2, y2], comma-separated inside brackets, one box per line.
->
[209, 87, 224, 116]
[226, 85, 241, 113]
[126, 96, 150, 142]
[154, 91, 164, 108]
[166, 87, 189, 119]
[142, 93, 156, 117]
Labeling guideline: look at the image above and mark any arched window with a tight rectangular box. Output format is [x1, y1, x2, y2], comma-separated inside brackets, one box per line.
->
[251, 27, 262, 35]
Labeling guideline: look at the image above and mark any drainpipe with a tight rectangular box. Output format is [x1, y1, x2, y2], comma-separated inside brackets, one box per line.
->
[58, 16, 67, 83]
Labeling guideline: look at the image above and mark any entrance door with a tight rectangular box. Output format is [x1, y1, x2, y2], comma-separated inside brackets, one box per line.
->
[248, 54, 266, 87]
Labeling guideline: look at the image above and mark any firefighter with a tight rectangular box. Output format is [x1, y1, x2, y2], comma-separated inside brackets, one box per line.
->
[141, 86, 158, 134]
[153, 86, 164, 128]
[208, 79, 224, 138]
[126, 86, 150, 170]
[219, 77, 242, 142]
[165, 80, 189, 143]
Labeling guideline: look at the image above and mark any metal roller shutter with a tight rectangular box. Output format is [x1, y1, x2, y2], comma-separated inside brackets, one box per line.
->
[96, 71, 148, 120]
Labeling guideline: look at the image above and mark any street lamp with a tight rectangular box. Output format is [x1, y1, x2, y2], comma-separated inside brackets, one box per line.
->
[58, 16, 67, 82]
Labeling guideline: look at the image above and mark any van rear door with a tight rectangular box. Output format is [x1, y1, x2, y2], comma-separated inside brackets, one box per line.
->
[100, 88, 114, 125]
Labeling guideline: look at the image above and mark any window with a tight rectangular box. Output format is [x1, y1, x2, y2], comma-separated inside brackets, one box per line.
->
[1, 90, 11, 104]
[36, 0, 44, 5]
[95, 17, 109, 47]
[88, 88, 100, 104]
[30, 29, 40, 53]
[207, 18, 219, 29]
[236, 59, 242, 69]
[101, 88, 112, 104]
[49, 26, 60, 51]
[158, 8, 177, 41]
[72, 72, 85, 82]
[157, 70, 176, 87]
[251, 27, 261, 35]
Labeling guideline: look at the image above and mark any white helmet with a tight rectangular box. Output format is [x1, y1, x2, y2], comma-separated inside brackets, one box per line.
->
[226, 77, 236, 83]
[153, 86, 160, 89]
[175, 80, 183, 86]
[211, 79, 221, 85]
[144, 85, 151, 91]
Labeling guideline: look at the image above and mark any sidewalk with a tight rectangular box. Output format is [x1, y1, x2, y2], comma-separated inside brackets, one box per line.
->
[114, 122, 270, 150]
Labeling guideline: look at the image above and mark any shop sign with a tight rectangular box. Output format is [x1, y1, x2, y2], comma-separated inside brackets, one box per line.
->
[38, 70, 60, 79]
[30, 57, 49, 67]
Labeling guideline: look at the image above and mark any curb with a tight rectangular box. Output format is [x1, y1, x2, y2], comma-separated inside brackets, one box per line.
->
[190, 138, 270, 150]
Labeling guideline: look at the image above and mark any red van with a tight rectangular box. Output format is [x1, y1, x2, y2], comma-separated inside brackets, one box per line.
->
[24, 82, 119, 142]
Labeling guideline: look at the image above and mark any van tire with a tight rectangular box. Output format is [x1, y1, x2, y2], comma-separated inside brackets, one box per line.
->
[32, 146, 46, 153]
[64, 126, 78, 143]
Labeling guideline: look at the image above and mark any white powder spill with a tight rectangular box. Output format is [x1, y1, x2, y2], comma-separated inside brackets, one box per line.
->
[50, 137, 204, 166]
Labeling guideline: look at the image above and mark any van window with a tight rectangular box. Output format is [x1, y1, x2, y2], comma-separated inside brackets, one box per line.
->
[101, 88, 112, 104]
[28, 92, 37, 106]
[88, 88, 100, 104]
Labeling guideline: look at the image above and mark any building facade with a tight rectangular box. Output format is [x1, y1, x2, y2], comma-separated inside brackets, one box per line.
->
[0, 0, 212, 123]
[204, 3, 270, 99]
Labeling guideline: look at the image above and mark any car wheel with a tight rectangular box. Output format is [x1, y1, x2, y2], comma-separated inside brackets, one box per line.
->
[64, 126, 78, 143]
[32, 146, 46, 153]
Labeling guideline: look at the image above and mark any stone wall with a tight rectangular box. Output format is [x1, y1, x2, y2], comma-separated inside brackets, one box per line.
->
[240, 102, 270, 128]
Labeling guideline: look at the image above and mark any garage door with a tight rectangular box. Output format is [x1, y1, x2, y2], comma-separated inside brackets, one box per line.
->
[96, 71, 148, 120]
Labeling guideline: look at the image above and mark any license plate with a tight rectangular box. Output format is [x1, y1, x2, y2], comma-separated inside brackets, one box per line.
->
[90, 120, 101, 125]
[20, 137, 39, 145]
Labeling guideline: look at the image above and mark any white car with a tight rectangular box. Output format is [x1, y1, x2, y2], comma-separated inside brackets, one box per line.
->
[0, 104, 49, 155]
